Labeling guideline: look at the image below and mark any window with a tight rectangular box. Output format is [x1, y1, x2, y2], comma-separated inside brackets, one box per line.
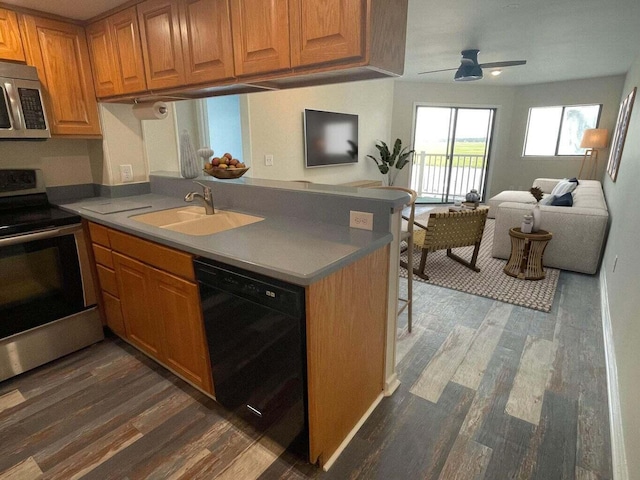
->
[523, 104, 602, 156]
[205, 95, 244, 161]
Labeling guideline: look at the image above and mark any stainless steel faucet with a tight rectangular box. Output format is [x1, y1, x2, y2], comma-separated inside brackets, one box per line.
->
[184, 181, 215, 215]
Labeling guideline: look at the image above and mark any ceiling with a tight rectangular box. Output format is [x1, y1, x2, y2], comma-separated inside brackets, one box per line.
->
[5, 0, 640, 86]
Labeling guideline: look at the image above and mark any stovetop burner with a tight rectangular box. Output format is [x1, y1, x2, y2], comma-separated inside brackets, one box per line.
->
[0, 169, 80, 238]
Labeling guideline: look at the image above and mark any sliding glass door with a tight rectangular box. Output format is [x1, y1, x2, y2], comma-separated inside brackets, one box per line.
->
[411, 106, 495, 204]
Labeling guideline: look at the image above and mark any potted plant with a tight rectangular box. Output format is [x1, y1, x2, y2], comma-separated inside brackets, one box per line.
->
[367, 139, 415, 186]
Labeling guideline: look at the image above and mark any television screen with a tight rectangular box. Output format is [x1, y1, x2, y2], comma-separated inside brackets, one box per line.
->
[304, 109, 358, 168]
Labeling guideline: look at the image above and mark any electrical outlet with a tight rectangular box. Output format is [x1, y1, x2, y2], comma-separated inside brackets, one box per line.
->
[350, 211, 373, 231]
[265, 154, 274, 166]
[119, 164, 133, 183]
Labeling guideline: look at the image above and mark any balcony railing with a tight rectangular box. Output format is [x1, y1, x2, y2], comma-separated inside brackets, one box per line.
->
[410, 151, 487, 202]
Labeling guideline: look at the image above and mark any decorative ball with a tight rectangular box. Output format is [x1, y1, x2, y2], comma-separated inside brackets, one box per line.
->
[197, 147, 214, 162]
[465, 189, 480, 203]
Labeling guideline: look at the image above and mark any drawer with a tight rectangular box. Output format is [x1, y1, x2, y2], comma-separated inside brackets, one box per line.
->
[96, 264, 119, 297]
[92, 244, 113, 268]
[88, 222, 111, 248]
[102, 291, 126, 338]
[108, 228, 195, 281]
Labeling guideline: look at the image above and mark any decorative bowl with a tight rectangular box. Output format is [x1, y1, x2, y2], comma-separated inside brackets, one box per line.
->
[203, 167, 250, 179]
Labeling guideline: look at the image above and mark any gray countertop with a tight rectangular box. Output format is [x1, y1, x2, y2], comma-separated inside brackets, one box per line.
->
[60, 193, 393, 285]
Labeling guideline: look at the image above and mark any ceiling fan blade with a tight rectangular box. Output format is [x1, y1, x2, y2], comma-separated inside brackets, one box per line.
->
[418, 67, 459, 75]
[478, 60, 527, 69]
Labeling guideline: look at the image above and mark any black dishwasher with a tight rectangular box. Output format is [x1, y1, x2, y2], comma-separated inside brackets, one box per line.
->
[194, 257, 308, 459]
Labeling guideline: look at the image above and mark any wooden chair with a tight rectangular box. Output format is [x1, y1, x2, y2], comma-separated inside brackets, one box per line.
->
[370, 186, 417, 333]
[411, 207, 488, 280]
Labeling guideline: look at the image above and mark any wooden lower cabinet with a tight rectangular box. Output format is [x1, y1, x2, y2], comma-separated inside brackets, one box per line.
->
[102, 291, 127, 337]
[113, 252, 164, 359]
[150, 265, 212, 391]
[305, 245, 389, 466]
[89, 222, 213, 395]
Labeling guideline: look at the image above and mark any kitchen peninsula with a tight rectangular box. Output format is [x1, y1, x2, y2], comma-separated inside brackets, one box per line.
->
[60, 172, 408, 469]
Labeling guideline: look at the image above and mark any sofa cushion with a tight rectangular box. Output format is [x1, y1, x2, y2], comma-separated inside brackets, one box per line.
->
[551, 192, 574, 206]
[550, 178, 578, 197]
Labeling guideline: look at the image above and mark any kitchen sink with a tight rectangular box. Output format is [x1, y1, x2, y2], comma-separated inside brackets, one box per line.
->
[131, 206, 264, 236]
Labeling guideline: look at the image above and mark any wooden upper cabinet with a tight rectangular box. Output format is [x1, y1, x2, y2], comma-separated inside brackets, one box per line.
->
[0, 8, 25, 61]
[289, 0, 364, 68]
[86, 18, 120, 97]
[179, 0, 235, 85]
[137, 0, 186, 90]
[86, 6, 147, 98]
[110, 8, 147, 94]
[19, 15, 101, 136]
[230, 0, 291, 76]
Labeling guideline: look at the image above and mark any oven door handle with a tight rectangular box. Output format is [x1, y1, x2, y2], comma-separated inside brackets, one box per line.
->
[0, 224, 81, 247]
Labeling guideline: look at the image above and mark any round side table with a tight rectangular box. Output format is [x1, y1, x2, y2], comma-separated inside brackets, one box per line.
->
[504, 228, 553, 280]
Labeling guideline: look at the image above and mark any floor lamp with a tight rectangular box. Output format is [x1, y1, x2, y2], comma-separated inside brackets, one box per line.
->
[578, 128, 609, 180]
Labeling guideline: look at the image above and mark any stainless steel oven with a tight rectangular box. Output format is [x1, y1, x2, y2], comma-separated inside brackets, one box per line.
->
[0, 169, 103, 381]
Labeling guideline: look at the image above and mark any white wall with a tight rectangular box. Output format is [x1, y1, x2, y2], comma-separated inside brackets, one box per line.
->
[99, 102, 185, 184]
[601, 55, 640, 479]
[495, 75, 625, 194]
[245, 79, 394, 184]
[0, 139, 95, 187]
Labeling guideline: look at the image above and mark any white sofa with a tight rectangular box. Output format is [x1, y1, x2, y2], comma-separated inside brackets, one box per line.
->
[489, 178, 608, 274]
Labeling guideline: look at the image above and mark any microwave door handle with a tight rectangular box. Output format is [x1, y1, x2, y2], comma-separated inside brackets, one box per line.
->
[4, 82, 24, 130]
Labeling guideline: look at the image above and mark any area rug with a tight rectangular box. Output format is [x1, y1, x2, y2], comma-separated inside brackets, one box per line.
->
[400, 217, 560, 312]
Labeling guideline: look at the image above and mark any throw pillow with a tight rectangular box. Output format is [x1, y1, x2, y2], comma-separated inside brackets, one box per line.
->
[550, 178, 577, 197]
[551, 192, 573, 207]
[540, 194, 554, 205]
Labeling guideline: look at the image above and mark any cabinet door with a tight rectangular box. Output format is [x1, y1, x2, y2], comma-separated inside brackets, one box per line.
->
[87, 8, 147, 98]
[109, 7, 147, 95]
[113, 252, 163, 359]
[0, 8, 25, 61]
[180, 0, 235, 85]
[137, 0, 185, 90]
[86, 18, 121, 97]
[102, 291, 127, 338]
[230, 0, 290, 76]
[289, 0, 364, 68]
[20, 15, 101, 136]
[149, 267, 213, 393]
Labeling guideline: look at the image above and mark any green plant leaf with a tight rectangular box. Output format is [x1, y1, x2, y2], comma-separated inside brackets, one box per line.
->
[395, 148, 415, 170]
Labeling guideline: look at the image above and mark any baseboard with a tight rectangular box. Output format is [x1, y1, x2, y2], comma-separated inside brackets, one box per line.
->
[599, 269, 629, 480]
[384, 373, 401, 396]
[321, 392, 384, 471]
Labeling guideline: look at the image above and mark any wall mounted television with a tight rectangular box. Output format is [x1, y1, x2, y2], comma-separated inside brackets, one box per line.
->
[303, 109, 358, 168]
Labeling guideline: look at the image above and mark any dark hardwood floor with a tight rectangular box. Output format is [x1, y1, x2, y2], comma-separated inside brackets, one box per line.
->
[0, 271, 612, 479]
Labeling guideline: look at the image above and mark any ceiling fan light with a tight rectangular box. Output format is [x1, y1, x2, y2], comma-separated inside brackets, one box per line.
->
[454, 64, 483, 81]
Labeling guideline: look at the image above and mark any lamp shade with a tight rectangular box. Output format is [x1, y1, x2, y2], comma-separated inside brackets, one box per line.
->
[580, 128, 609, 149]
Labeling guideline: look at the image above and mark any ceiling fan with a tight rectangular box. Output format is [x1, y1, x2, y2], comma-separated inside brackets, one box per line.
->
[418, 49, 526, 81]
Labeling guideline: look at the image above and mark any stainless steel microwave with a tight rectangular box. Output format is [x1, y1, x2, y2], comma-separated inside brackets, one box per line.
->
[0, 62, 50, 140]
